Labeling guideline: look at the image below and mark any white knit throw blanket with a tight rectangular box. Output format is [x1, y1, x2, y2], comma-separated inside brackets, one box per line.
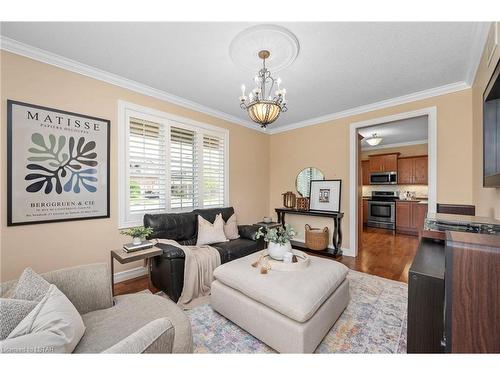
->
[156, 239, 221, 309]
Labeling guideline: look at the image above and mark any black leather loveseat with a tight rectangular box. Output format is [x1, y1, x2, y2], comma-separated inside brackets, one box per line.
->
[144, 207, 265, 302]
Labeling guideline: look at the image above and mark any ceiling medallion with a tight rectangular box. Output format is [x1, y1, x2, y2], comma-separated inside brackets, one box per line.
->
[229, 24, 300, 73]
[239, 50, 288, 128]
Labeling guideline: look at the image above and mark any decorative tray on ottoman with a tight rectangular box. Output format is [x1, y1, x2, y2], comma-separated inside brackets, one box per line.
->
[254, 250, 310, 272]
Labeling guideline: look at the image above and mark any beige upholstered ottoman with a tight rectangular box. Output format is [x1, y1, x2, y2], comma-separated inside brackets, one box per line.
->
[210, 250, 349, 353]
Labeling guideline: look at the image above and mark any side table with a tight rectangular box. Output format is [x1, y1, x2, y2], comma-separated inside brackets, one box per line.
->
[110, 247, 163, 296]
[254, 221, 282, 230]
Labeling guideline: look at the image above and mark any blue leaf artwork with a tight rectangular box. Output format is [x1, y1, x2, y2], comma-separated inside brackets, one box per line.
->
[25, 133, 98, 194]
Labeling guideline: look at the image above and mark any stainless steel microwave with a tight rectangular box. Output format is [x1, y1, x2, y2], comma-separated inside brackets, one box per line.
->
[370, 171, 397, 185]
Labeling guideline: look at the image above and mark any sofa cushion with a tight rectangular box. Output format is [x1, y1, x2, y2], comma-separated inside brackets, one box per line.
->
[213, 251, 349, 323]
[212, 238, 261, 263]
[144, 212, 197, 241]
[196, 213, 228, 246]
[9, 268, 50, 302]
[193, 207, 235, 223]
[0, 298, 38, 340]
[74, 293, 192, 353]
[224, 213, 240, 240]
[2, 284, 85, 353]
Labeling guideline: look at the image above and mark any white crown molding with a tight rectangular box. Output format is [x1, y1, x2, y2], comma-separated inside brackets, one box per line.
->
[466, 22, 492, 85]
[361, 139, 428, 151]
[268, 81, 469, 134]
[0, 36, 264, 133]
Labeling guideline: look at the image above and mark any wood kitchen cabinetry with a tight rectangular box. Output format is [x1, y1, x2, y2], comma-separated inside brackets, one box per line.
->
[361, 160, 370, 185]
[369, 153, 399, 173]
[396, 201, 428, 236]
[398, 155, 428, 184]
[363, 199, 369, 225]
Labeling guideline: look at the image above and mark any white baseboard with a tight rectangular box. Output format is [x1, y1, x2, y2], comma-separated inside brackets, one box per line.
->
[113, 266, 147, 284]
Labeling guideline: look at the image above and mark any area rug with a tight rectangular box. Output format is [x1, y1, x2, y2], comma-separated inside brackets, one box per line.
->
[184, 270, 408, 353]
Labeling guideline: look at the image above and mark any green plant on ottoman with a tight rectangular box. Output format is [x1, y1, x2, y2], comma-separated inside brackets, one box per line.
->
[121, 226, 154, 245]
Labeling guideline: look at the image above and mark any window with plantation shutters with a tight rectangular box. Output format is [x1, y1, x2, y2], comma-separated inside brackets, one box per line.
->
[128, 117, 167, 213]
[170, 126, 198, 210]
[203, 134, 225, 207]
[119, 102, 229, 228]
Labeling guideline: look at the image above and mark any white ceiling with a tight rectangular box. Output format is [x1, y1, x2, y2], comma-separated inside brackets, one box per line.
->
[0, 22, 488, 132]
[359, 115, 428, 150]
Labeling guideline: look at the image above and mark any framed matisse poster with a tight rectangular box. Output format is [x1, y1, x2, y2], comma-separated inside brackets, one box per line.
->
[7, 100, 110, 226]
[309, 179, 341, 213]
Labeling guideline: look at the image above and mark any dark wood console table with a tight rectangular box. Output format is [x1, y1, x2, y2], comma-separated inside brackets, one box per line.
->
[275, 208, 344, 258]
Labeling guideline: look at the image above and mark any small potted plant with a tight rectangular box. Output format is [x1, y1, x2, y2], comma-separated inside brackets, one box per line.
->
[256, 224, 297, 260]
[120, 226, 154, 245]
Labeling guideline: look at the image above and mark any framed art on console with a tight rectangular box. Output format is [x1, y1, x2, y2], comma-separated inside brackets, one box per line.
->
[309, 179, 341, 213]
[7, 100, 110, 226]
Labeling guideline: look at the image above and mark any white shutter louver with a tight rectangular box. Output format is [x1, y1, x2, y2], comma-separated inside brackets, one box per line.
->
[128, 117, 166, 212]
[203, 134, 225, 207]
[170, 126, 198, 209]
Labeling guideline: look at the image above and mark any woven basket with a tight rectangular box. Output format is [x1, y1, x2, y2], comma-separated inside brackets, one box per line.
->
[305, 224, 329, 251]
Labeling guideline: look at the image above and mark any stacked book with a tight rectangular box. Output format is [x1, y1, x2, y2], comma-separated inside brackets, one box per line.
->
[123, 241, 154, 253]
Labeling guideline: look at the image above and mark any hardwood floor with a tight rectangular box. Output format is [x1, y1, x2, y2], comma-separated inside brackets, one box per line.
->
[336, 227, 419, 283]
[114, 275, 158, 296]
[114, 227, 419, 295]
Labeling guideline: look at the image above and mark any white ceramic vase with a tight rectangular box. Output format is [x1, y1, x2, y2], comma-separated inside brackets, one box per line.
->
[132, 237, 142, 245]
[268, 241, 292, 260]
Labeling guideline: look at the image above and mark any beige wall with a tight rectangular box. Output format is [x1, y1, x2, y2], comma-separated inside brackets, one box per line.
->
[3, 31, 500, 279]
[361, 143, 428, 160]
[0, 51, 270, 281]
[269, 89, 474, 252]
[472, 22, 500, 219]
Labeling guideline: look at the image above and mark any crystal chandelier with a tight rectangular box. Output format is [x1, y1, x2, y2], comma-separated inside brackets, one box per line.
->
[239, 50, 288, 128]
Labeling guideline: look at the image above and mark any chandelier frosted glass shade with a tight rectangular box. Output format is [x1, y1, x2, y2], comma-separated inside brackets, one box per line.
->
[366, 133, 383, 146]
[239, 50, 288, 128]
[247, 101, 282, 126]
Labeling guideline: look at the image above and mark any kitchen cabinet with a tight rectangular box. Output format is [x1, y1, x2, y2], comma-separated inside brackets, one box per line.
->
[361, 160, 370, 185]
[369, 153, 399, 173]
[397, 156, 428, 184]
[396, 201, 412, 232]
[396, 201, 428, 236]
[363, 199, 369, 225]
[413, 203, 428, 234]
[414, 157, 428, 184]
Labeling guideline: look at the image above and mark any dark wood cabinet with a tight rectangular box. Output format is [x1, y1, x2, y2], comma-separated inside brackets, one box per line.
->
[396, 201, 427, 236]
[363, 199, 368, 224]
[408, 238, 445, 353]
[361, 160, 370, 185]
[368, 153, 399, 173]
[445, 232, 500, 353]
[397, 155, 428, 184]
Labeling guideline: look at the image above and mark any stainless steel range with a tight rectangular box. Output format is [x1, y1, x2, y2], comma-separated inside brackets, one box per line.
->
[367, 191, 399, 230]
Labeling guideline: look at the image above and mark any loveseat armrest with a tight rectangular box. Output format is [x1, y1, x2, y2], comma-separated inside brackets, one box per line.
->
[102, 318, 175, 354]
[238, 225, 261, 241]
[155, 243, 185, 260]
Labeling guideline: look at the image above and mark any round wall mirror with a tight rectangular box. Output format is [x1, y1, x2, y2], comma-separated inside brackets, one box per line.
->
[296, 167, 325, 197]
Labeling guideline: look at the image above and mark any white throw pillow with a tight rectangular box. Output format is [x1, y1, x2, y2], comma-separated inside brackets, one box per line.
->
[224, 213, 240, 240]
[196, 213, 228, 246]
[1, 284, 85, 354]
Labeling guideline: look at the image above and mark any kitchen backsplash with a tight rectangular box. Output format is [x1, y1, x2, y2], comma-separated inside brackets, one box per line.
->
[362, 184, 428, 198]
